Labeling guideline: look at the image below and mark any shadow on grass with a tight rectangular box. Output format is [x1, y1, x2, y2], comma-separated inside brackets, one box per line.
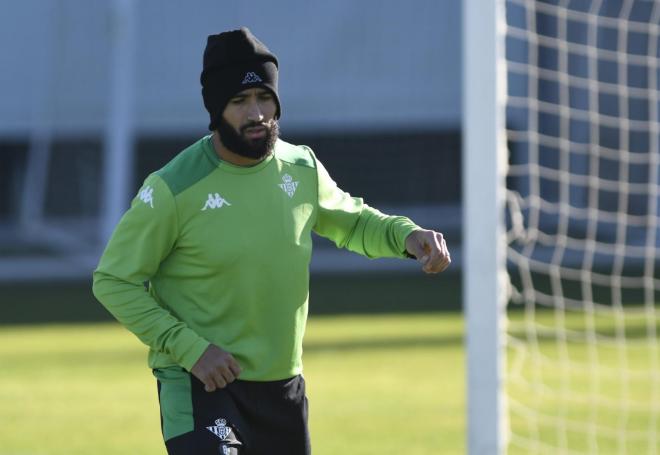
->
[507, 323, 659, 341]
[304, 334, 463, 353]
[0, 272, 463, 325]
[2, 349, 148, 366]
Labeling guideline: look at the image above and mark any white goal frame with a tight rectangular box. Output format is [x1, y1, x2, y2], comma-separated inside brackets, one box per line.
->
[464, 1, 660, 453]
[463, 0, 508, 453]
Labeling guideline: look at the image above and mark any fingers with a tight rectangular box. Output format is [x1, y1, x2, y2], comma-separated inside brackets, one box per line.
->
[214, 356, 241, 387]
[191, 346, 242, 392]
[440, 234, 451, 271]
[228, 357, 242, 377]
[406, 229, 451, 274]
[421, 231, 451, 274]
[203, 382, 215, 392]
[204, 377, 220, 392]
[212, 367, 231, 389]
[203, 363, 237, 392]
[431, 232, 450, 272]
[201, 370, 226, 393]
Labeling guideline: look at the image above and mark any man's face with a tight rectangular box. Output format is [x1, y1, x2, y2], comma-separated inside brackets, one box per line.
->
[217, 87, 279, 160]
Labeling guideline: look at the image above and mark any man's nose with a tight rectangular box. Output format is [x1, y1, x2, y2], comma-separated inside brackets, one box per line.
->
[246, 101, 264, 122]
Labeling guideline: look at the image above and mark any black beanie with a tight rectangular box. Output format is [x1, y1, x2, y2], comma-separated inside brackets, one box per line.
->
[200, 27, 281, 131]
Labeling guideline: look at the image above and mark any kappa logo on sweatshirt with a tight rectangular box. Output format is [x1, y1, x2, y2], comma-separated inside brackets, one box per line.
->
[138, 186, 154, 208]
[201, 193, 232, 210]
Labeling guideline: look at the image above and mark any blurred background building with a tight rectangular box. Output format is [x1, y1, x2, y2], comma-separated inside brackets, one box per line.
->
[0, 0, 462, 284]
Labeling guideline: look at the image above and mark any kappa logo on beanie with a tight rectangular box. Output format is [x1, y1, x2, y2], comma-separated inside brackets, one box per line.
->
[242, 72, 263, 84]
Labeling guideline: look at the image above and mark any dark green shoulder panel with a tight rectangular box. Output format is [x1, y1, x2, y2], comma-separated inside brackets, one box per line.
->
[155, 137, 217, 196]
[275, 140, 316, 169]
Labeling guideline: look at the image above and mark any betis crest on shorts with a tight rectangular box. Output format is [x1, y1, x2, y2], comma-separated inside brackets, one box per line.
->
[207, 418, 232, 440]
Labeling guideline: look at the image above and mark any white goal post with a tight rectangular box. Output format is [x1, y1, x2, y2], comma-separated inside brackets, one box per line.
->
[463, 0, 508, 453]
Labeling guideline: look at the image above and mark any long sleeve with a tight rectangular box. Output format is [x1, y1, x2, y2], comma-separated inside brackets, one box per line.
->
[311, 152, 419, 259]
[92, 174, 210, 371]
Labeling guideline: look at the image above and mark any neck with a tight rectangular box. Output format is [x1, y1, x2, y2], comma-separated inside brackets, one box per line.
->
[212, 132, 270, 167]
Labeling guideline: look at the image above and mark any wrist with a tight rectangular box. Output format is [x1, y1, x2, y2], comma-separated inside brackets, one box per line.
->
[404, 229, 421, 259]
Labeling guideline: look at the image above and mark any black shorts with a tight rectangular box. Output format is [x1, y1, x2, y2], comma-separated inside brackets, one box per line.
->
[154, 367, 310, 455]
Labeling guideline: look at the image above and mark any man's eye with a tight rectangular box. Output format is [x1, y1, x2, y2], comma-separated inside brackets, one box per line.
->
[259, 94, 273, 101]
[230, 98, 245, 104]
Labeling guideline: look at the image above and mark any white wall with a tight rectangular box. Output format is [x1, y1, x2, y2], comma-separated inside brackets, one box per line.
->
[0, 0, 461, 137]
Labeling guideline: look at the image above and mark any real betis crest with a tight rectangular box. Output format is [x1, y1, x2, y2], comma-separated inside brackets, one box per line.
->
[278, 173, 299, 198]
[206, 418, 232, 440]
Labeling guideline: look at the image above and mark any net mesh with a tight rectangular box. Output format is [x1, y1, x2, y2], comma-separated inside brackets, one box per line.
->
[504, 0, 660, 453]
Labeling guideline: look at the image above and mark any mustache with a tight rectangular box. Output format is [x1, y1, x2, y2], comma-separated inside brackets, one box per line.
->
[240, 121, 270, 134]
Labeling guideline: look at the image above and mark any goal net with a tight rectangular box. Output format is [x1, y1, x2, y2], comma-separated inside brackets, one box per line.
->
[503, 0, 660, 453]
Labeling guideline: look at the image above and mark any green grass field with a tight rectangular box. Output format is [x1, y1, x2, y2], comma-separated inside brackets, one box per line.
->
[2, 306, 658, 454]
[0, 313, 465, 455]
[506, 307, 660, 454]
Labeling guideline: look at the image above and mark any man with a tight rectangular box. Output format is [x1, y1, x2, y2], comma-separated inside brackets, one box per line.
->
[93, 27, 450, 455]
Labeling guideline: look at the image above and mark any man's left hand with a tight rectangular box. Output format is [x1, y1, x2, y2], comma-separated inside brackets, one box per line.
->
[405, 229, 451, 274]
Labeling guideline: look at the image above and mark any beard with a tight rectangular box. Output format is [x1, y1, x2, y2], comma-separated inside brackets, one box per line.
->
[216, 118, 279, 160]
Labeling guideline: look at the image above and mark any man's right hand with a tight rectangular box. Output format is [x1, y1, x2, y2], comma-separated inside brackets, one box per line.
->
[190, 344, 242, 392]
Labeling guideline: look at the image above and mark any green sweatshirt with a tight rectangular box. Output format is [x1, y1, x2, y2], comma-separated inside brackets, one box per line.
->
[92, 135, 419, 380]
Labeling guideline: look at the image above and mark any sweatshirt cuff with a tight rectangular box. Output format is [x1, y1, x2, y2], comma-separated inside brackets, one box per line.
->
[395, 219, 421, 258]
[178, 337, 212, 372]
